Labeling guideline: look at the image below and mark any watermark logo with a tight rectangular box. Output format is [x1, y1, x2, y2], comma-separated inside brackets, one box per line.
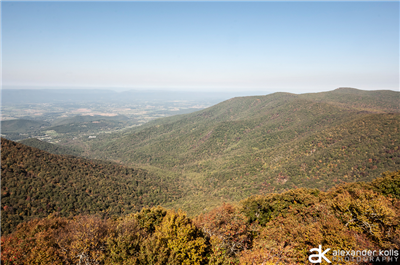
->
[309, 245, 331, 263]
[308, 246, 399, 264]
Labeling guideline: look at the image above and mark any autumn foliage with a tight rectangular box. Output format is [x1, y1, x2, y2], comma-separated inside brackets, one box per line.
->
[1, 170, 400, 264]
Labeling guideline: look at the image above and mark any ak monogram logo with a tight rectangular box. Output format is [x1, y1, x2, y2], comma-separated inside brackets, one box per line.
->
[309, 245, 331, 263]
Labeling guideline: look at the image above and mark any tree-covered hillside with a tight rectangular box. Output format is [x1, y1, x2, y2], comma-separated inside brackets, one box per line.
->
[2, 170, 399, 265]
[20, 138, 82, 156]
[1, 119, 51, 134]
[1, 138, 184, 235]
[84, 88, 400, 213]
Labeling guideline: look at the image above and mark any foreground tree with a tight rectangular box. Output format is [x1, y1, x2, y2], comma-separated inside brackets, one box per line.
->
[56, 215, 110, 265]
[195, 203, 253, 264]
[140, 209, 209, 265]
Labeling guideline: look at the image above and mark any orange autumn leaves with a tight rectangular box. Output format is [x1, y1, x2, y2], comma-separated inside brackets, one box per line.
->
[2, 170, 400, 265]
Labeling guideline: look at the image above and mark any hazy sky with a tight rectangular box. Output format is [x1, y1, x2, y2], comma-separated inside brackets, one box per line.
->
[2, 1, 399, 93]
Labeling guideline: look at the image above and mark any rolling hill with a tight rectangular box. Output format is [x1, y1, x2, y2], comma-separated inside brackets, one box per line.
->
[1, 119, 50, 134]
[84, 88, 400, 213]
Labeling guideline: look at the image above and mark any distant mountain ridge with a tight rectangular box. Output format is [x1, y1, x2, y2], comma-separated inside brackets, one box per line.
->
[84, 88, 400, 213]
[302, 87, 400, 113]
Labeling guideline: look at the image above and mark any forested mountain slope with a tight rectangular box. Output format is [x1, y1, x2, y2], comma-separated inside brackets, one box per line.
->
[86, 88, 400, 213]
[19, 138, 82, 156]
[1, 138, 183, 234]
[301, 87, 400, 112]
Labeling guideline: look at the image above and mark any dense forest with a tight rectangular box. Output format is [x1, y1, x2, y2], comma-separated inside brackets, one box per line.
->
[1, 170, 399, 264]
[1, 138, 184, 235]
